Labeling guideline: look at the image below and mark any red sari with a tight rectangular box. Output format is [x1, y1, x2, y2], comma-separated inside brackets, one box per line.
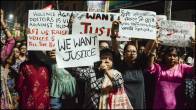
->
[16, 62, 50, 109]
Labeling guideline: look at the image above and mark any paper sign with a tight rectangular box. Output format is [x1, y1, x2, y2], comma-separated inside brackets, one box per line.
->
[159, 20, 195, 47]
[72, 11, 129, 41]
[27, 10, 72, 50]
[55, 34, 100, 68]
[119, 9, 156, 39]
[156, 15, 167, 35]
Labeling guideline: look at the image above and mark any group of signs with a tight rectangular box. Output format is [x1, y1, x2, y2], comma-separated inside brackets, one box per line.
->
[27, 9, 195, 68]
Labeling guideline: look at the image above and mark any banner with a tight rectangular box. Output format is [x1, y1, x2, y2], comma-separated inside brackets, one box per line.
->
[72, 11, 129, 41]
[27, 10, 72, 50]
[55, 34, 100, 68]
[119, 9, 156, 39]
[159, 20, 195, 47]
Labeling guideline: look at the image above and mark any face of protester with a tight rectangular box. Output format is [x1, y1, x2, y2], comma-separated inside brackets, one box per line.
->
[124, 45, 137, 62]
[13, 47, 20, 58]
[99, 42, 109, 50]
[138, 46, 145, 54]
[20, 45, 27, 55]
[16, 42, 21, 48]
[165, 50, 178, 67]
[100, 52, 113, 71]
[47, 50, 56, 60]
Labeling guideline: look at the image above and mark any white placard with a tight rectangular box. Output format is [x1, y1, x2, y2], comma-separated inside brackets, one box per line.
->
[119, 9, 156, 39]
[72, 11, 129, 41]
[55, 34, 100, 68]
[27, 10, 72, 50]
[159, 20, 195, 47]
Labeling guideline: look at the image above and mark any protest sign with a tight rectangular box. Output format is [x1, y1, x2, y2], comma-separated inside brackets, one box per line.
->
[55, 34, 100, 68]
[156, 15, 167, 25]
[119, 9, 156, 39]
[159, 20, 195, 47]
[27, 10, 72, 50]
[72, 11, 129, 41]
[156, 15, 167, 35]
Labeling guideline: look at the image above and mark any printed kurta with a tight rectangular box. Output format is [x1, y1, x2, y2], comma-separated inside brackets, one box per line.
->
[16, 62, 50, 109]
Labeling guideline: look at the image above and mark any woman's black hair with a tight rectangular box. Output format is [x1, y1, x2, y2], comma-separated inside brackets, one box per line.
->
[161, 46, 181, 65]
[100, 48, 113, 57]
[123, 41, 137, 54]
[27, 51, 45, 68]
[164, 46, 181, 56]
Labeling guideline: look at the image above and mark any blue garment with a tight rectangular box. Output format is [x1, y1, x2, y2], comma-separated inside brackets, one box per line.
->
[50, 97, 62, 109]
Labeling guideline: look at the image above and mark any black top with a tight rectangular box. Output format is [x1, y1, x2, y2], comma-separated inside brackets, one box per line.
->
[114, 52, 147, 109]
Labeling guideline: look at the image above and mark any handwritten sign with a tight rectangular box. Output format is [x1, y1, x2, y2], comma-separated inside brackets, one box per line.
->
[72, 11, 128, 41]
[119, 9, 156, 39]
[156, 15, 167, 35]
[156, 15, 167, 24]
[27, 10, 72, 50]
[55, 34, 100, 68]
[159, 20, 195, 47]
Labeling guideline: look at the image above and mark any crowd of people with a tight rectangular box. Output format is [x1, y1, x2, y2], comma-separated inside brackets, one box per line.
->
[1, 8, 195, 110]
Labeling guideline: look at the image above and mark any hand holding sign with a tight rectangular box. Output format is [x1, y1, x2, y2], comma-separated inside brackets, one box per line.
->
[0, 9, 4, 23]
[111, 20, 121, 39]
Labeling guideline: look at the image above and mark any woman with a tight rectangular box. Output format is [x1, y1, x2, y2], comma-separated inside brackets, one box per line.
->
[98, 48, 133, 109]
[69, 48, 124, 109]
[110, 21, 149, 109]
[46, 50, 76, 109]
[10, 47, 23, 73]
[0, 9, 15, 63]
[18, 43, 28, 62]
[147, 46, 194, 109]
[1, 9, 16, 109]
[16, 51, 50, 109]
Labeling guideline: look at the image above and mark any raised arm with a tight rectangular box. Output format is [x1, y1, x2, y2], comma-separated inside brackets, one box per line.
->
[1, 9, 12, 39]
[145, 38, 159, 68]
[111, 20, 120, 53]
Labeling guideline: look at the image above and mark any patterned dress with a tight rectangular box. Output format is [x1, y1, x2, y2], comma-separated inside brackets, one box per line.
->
[16, 62, 50, 109]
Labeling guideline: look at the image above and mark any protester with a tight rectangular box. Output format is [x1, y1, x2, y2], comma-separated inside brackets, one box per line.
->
[110, 20, 151, 109]
[16, 51, 50, 109]
[69, 48, 124, 109]
[138, 45, 145, 54]
[147, 43, 194, 109]
[10, 47, 23, 73]
[18, 43, 28, 62]
[0, 9, 15, 63]
[99, 41, 109, 50]
[1, 9, 16, 109]
[98, 48, 133, 109]
[46, 50, 76, 109]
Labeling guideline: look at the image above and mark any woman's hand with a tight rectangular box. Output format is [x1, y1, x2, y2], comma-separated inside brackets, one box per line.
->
[99, 61, 109, 72]
[1, 9, 7, 28]
[0, 9, 4, 23]
[111, 20, 121, 39]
